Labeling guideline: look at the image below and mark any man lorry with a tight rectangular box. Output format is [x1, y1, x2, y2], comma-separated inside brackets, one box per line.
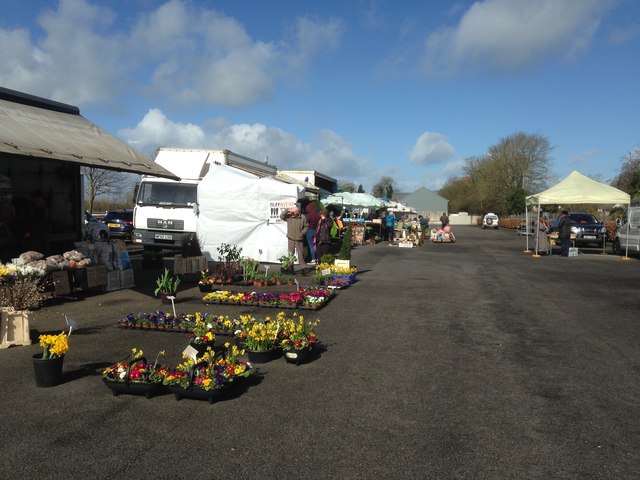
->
[131, 148, 277, 251]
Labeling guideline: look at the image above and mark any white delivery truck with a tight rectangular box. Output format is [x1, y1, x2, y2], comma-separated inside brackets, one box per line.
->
[132, 148, 277, 251]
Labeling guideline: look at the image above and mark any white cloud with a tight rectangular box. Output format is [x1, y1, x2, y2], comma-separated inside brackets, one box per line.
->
[284, 16, 344, 77]
[119, 108, 206, 153]
[120, 109, 371, 182]
[421, 0, 613, 75]
[0, 0, 343, 107]
[0, 0, 124, 104]
[409, 131, 455, 165]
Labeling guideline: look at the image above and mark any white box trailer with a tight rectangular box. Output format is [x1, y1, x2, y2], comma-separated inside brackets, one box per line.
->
[132, 148, 277, 251]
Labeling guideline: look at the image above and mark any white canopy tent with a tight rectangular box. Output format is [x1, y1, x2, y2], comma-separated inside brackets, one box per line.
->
[196, 163, 305, 263]
[525, 170, 631, 255]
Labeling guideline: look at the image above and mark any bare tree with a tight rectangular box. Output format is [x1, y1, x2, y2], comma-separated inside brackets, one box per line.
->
[612, 148, 640, 197]
[338, 182, 356, 193]
[372, 176, 396, 199]
[82, 167, 129, 213]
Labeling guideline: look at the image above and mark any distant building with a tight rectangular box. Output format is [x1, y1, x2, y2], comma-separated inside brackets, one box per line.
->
[397, 187, 449, 220]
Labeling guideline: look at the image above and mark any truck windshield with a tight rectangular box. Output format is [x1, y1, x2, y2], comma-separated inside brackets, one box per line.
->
[136, 182, 197, 207]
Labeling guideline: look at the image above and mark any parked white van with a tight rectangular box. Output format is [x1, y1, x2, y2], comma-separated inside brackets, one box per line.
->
[613, 206, 640, 255]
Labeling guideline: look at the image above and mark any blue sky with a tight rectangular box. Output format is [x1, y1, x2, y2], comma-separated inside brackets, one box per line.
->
[1, 0, 638, 193]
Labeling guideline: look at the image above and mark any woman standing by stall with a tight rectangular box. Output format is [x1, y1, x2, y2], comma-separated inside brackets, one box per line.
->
[536, 215, 549, 255]
[315, 208, 332, 260]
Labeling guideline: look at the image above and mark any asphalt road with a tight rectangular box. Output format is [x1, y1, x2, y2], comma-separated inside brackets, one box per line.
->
[1, 226, 639, 479]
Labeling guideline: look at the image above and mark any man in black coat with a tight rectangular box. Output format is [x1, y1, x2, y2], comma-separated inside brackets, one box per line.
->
[557, 210, 572, 257]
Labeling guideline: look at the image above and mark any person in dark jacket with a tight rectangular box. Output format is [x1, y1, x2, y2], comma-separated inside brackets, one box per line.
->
[440, 212, 449, 229]
[314, 208, 332, 260]
[304, 203, 320, 264]
[557, 210, 572, 257]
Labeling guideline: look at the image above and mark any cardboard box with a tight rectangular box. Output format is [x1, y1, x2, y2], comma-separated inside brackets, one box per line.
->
[119, 269, 135, 289]
[52, 270, 71, 296]
[173, 255, 186, 275]
[86, 264, 107, 288]
[105, 271, 121, 291]
[1, 308, 31, 348]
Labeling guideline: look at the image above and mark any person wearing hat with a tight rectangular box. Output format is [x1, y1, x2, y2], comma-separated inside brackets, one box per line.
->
[280, 206, 308, 269]
[557, 210, 572, 257]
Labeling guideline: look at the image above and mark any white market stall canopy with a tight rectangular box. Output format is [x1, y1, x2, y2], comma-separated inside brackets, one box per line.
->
[321, 191, 386, 208]
[526, 171, 630, 206]
[196, 163, 305, 263]
[525, 170, 630, 256]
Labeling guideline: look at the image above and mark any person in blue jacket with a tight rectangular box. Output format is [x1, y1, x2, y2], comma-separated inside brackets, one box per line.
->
[385, 211, 395, 245]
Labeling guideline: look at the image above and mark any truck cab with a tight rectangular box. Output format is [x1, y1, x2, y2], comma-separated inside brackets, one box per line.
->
[131, 176, 199, 250]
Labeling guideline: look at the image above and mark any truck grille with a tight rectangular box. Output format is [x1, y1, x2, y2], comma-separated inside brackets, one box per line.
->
[147, 218, 185, 230]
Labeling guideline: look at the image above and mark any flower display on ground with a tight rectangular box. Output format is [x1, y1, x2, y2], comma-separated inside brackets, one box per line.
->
[38, 332, 69, 359]
[236, 314, 281, 351]
[102, 348, 167, 384]
[201, 288, 334, 309]
[188, 312, 215, 345]
[280, 313, 319, 351]
[315, 263, 357, 275]
[163, 343, 251, 391]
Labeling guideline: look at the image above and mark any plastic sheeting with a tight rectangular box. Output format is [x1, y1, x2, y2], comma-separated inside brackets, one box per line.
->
[196, 163, 304, 263]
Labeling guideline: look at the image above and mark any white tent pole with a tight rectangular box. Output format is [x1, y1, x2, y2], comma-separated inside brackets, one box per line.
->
[525, 201, 530, 252]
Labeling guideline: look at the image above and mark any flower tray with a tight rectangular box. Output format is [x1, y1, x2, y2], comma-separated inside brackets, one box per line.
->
[103, 379, 167, 399]
[283, 347, 314, 366]
[247, 348, 281, 364]
[168, 385, 225, 404]
[116, 324, 190, 333]
[201, 300, 331, 310]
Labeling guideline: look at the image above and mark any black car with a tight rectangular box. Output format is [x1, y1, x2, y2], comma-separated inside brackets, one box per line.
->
[548, 212, 606, 246]
[102, 209, 134, 241]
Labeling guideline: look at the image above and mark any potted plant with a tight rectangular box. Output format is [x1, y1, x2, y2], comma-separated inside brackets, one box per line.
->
[188, 313, 216, 357]
[198, 269, 215, 292]
[236, 315, 281, 363]
[252, 273, 266, 287]
[215, 243, 243, 283]
[163, 343, 252, 403]
[102, 348, 168, 398]
[280, 314, 319, 365]
[239, 257, 260, 284]
[33, 330, 70, 387]
[278, 253, 297, 274]
[154, 268, 181, 304]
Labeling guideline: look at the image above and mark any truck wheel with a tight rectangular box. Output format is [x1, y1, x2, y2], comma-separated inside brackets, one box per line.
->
[612, 238, 621, 255]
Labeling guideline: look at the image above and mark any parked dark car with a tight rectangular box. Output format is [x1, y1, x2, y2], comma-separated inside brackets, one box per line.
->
[102, 209, 134, 241]
[548, 212, 606, 246]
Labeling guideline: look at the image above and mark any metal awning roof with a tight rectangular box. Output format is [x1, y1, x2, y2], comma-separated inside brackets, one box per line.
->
[0, 87, 178, 179]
